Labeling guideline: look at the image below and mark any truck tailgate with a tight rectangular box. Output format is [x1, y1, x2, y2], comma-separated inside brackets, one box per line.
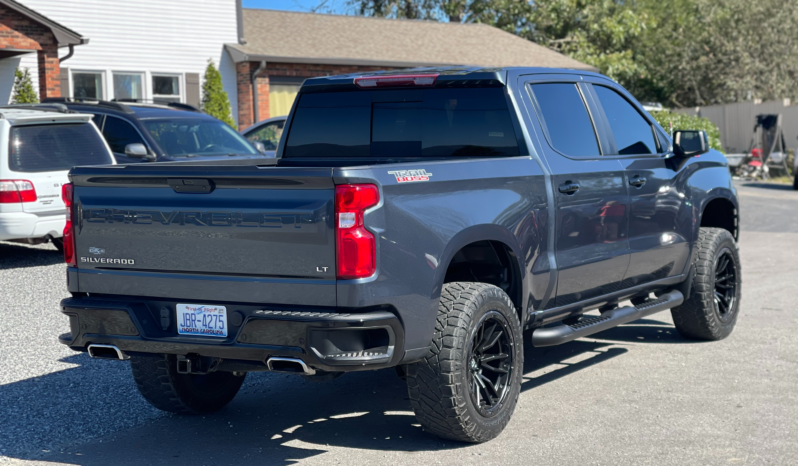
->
[70, 165, 336, 306]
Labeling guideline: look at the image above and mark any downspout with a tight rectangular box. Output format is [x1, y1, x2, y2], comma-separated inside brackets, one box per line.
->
[59, 44, 75, 63]
[252, 60, 267, 124]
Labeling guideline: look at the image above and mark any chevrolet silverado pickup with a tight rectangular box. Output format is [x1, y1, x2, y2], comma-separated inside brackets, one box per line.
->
[59, 67, 741, 443]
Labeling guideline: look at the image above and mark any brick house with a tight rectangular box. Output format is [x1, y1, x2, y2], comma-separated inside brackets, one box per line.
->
[2, 0, 240, 114]
[228, 9, 596, 130]
[0, 0, 85, 101]
[0, 1, 594, 130]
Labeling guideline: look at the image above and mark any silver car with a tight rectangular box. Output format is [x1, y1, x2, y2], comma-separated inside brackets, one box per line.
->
[240, 116, 286, 158]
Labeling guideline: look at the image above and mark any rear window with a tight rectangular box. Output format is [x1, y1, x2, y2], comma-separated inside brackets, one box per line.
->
[9, 123, 112, 173]
[284, 87, 519, 158]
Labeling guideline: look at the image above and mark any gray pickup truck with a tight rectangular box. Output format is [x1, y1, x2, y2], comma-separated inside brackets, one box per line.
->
[59, 67, 741, 443]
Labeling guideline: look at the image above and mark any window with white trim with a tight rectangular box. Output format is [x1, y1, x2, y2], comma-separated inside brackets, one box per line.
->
[152, 75, 181, 104]
[113, 72, 144, 101]
[72, 71, 103, 100]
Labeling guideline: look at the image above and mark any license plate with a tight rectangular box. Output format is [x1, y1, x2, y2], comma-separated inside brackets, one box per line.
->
[177, 304, 228, 337]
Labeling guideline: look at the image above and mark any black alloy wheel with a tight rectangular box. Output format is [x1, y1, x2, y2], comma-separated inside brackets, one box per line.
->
[713, 249, 738, 320]
[671, 227, 741, 341]
[468, 311, 514, 417]
[406, 282, 523, 442]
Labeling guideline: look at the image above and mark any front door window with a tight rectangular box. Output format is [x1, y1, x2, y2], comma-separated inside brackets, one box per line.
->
[593, 85, 658, 155]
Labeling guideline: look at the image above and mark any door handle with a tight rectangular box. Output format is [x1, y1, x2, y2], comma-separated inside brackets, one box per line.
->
[558, 182, 580, 195]
[629, 176, 647, 188]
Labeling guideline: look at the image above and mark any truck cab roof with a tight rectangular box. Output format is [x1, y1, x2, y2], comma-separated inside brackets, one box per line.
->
[300, 66, 611, 92]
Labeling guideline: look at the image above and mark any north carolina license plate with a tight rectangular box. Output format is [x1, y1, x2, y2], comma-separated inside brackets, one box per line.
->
[177, 304, 228, 337]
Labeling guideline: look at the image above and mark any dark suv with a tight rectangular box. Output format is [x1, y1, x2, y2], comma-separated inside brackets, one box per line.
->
[41, 98, 265, 164]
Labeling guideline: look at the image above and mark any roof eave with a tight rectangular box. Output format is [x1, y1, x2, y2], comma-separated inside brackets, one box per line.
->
[224, 44, 600, 72]
[0, 0, 86, 47]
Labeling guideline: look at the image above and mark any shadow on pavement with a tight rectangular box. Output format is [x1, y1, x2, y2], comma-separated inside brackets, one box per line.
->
[740, 182, 794, 191]
[589, 320, 693, 344]
[0, 327, 659, 466]
[0, 241, 62, 270]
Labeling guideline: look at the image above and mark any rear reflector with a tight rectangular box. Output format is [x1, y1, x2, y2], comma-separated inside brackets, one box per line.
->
[354, 74, 439, 88]
[335, 184, 379, 279]
[0, 180, 37, 203]
[62, 183, 76, 267]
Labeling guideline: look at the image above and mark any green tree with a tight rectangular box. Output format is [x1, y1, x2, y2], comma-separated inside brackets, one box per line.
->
[348, 0, 653, 91]
[12, 68, 38, 104]
[201, 60, 236, 129]
[347, 0, 798, 107]
[635, 0, 798, 107]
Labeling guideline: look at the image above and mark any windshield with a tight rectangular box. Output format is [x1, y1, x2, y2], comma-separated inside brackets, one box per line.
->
[143, 118, 258, 157]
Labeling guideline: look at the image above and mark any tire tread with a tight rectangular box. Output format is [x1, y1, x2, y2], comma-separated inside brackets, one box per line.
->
[671, 227, 741, 340]
[406, 282, 522, 443]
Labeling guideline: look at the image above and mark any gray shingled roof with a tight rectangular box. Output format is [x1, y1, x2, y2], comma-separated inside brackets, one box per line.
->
[227, 9, 597, 72]
[0, 0, 86, 47]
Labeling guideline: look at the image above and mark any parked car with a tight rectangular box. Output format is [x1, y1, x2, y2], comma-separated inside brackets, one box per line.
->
[58, 67, 741, 443]
[240, 115, 286, 158]
[0, 106, 115, 251]
[41, 98, 268, 164]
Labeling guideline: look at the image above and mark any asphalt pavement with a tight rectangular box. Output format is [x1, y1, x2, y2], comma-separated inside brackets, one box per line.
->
[1, 181, 796, 465]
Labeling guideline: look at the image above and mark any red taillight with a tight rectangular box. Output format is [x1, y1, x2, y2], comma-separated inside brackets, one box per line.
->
[62, 183, 76, 266]
[354, 74, 439, 88]
[0, 180, 37, 203]
[335, 184, 379, 279]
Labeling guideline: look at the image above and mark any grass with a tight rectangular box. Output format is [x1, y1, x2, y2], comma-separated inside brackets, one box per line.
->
[768, 175, 794, 184]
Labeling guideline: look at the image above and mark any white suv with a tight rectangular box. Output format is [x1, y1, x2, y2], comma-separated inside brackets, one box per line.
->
[0, 107, 114, 251]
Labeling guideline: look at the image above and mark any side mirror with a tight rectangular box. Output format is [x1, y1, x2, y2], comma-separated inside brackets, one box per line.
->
[124, 143, 154, 161]
[253, 141, 267, 154]
[673, 130, 709, 158]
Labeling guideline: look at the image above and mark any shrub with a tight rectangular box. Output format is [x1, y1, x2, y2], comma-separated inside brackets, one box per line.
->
[12, 68, 38, 104]
[201, 60, 236, 129]
[650, 110, 724, 153]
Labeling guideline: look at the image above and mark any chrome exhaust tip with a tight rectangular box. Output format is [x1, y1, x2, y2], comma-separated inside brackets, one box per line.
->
[87, 344, 129, 360]
[266, 357, 315, 375]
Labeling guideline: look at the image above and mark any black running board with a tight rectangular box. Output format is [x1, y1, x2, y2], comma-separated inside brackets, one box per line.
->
[531, 290, 684, 347]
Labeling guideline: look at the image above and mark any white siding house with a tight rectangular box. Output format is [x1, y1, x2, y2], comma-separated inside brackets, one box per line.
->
[10, 0, 241, 122]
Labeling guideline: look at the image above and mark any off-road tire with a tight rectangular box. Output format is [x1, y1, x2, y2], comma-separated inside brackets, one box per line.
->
[671, 227, 741, 340]
[130, 354, 245, 414]
[406, 282, 523, 443]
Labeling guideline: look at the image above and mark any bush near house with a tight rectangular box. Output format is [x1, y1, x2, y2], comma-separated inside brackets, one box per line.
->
[201, 60, 236, 129]
[650, 110, 723, 152]
[12, 68, 38, 104]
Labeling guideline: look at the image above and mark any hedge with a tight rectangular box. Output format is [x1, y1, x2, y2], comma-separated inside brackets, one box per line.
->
[650, 110, 724, 153]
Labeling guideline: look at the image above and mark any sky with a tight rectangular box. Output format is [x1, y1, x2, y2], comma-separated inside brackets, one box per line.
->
[242, 0, 348, 14]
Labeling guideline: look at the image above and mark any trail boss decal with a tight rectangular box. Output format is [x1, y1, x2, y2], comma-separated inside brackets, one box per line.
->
[388, 169, 433, 183]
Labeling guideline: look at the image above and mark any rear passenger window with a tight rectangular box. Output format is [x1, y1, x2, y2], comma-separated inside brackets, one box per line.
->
[529, 83, 600, 157]
[284, 87, 519, 158]
[9, 124, 112, 172]
[593, 86, 658, 155]
[102, 116, 146, 154]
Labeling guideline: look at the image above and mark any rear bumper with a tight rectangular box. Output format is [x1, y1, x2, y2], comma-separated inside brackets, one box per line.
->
[59, 296, 404, 373]
[0, 211, 64, 241]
